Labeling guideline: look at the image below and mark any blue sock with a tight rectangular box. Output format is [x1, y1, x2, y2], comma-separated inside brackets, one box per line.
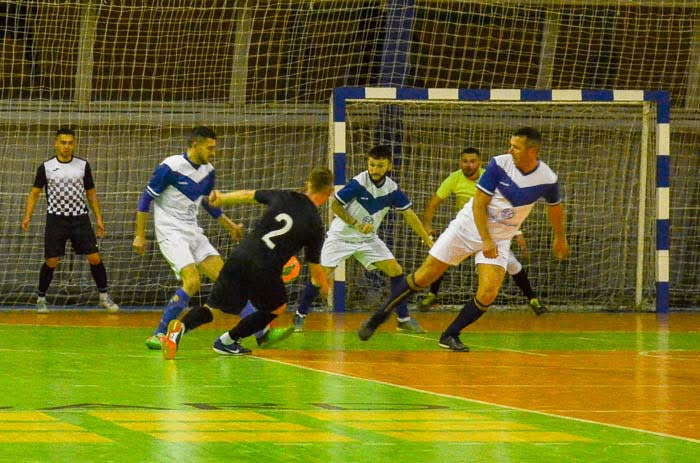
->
[154, 288, 190, 335]
[391, 275, 410, 319]
[296, 282, 319, 316]
[239, 301, 266, 340]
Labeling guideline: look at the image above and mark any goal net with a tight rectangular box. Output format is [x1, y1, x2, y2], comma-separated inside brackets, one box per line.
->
[331, 88, 669, 312]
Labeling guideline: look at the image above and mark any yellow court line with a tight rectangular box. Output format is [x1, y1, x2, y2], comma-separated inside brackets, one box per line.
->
[90, 410, 275, 422]
[0, 432, 111, 443]
[0, 412, 57, 421]
[383, 431, 592, 442]
[301, 410, 489, 421]
[349, 421, 535, 431]
[120, 421, 310, 432]
[151, 431, 354, 443]
[0, 422, 84, 431]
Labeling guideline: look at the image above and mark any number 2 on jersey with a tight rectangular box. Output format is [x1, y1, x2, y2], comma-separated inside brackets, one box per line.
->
[261, 213, 293, 249]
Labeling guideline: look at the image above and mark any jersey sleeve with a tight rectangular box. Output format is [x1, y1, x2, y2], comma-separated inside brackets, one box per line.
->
[83, 161, 95, 191]
[200, 170, 223, 218]
[253, 189, 278, 205]
[543, 180, 562, 205]
[476, 158, 501, 196]
[138, 163, 173, 212]
[33, 164, 46, 189]
[334, 179, 363, 205]
[435, 174, 455, 199]
[391, 188, 411, 211]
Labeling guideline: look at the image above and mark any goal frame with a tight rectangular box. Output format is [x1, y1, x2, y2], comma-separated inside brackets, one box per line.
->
[328, 87, 670, 313]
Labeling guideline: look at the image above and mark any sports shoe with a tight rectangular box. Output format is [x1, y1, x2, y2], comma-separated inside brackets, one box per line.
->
[99, 294, 119, 313]
[212, 338, 251, 356]
[145, 333, 165, 350]
[162, 320, 184, 360]
[36, 297, 48, 313]
[293, 313, 305, 332]
[529, 298, 547, 316]
[397, 318, 426, 334]
[257, 326, 294, 348]
[418, 292, 437, 312]
[358, 319, 379, 341]
[438, 333, 469, 352]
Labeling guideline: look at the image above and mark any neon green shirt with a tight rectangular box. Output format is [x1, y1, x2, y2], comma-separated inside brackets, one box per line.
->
[435, 168, 485, 211]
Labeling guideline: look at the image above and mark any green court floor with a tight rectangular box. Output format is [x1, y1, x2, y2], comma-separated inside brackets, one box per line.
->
[0, 314, 698, 462]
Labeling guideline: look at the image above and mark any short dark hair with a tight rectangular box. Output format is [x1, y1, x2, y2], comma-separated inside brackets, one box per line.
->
[189, 126, 217, 146]
[513, 127, 542, 147]
[462, 147, 480, 157]
[55, 127, 75, 138]
[367, 145, 392, 161]
[307, 167, 334, 193]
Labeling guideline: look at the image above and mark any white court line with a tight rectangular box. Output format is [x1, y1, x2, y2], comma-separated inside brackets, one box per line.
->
[252, 355, 699, 444]
[398, 332, 548, 356]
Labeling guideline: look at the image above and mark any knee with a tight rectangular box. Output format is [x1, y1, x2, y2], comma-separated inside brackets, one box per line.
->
[182, 275, 201, 295]
[385, 263, 403, 278]
[45, 258, 59, 269]
[87, 253, 102, 265]
[475, 286, 499, 305]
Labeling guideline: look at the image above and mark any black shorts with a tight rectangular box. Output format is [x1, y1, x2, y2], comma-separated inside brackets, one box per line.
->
[44, 214, 99, 259]
[207, 251, 287, 315]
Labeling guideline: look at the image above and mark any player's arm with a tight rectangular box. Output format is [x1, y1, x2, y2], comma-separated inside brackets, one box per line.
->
[21, 187, 42, 232]
[400, 208, 434, 248]
[331, 198, 371, 233]
[217, 212, 244, 242]
[421, 194, 444, 238]
[547, 203, 569, 260]
[85, 188, 105, 238]
[209, 189, 257, 207]
[133, 211, 149, 255]
[473, 189, 497, 258]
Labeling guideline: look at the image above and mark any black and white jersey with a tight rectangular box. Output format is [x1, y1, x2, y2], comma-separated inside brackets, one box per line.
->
[236, 190, 325, 272]
[33, 156, 95, 216]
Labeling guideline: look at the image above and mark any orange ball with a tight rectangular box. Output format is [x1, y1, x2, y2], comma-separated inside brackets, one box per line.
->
[282, 256, 301, 283]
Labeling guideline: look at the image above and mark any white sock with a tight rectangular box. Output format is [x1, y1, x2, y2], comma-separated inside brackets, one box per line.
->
[397, 316, 411, 323]
[37, 296, 46, 302]
[219, 332, 235, 345]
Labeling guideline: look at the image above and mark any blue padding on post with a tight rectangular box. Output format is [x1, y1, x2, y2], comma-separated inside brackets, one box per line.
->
[656, 282, 669, 313]
[333, 153, 346, 185]
[459, 89, 490, 101]
[645, 90, 671, 123]
[656, 156, 670, 187]
[521, 89, 552, 101]
[582, 89, 614, 101]
[398, 88, 428, 100]
[334, 88, 365, 122]
[333, 281, 346, 312]
[656, 219, 670, 251]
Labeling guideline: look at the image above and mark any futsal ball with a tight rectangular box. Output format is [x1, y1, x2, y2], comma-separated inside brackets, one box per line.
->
[282, 256, 301, 283]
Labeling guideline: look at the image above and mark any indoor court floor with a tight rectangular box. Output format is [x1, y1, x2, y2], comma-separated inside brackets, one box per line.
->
[0, 310, 697, 462]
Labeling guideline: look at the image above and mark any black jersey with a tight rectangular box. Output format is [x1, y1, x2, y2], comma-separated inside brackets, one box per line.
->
[236, 189, 325, 271]
[33, 156, 94, 217]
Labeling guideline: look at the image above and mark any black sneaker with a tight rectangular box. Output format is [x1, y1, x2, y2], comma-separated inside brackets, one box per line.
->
[357, 319, 378, 341]
[438, 333, 469, 352]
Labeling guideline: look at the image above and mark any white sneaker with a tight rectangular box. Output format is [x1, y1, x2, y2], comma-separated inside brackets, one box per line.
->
[99, 294, 119, 313]
[36, 297, 48, 313]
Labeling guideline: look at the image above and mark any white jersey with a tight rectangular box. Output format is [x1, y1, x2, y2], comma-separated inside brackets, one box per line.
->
[144, 153, 221, 234]
[328, 171, 411, 242]
[459, 154, 561, 241]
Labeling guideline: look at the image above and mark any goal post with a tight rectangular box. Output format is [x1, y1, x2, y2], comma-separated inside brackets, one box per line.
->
[329, 87, 670, 313]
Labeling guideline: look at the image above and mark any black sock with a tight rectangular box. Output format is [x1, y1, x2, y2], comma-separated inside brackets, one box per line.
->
[180, 306, 214, 332]
[443, 297, 487, 337]
[430, 274, 444, 294]
[89, 262, 109, 293]
[228, 311, 278, 340]
[370, 273, 420, 326]
[511, 269, 535, 300]
[38, 263, 55, 297]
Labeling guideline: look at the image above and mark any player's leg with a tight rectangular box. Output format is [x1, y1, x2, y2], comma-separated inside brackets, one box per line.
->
[38, 215, 67, 312]
[419, 273, 444, 311]
[373, 258, 425, 334]
[149, 263, 200, 348]
[294, 265, 333, 331]
[439, 242, 509, 352]
[506, 252, 544, 315]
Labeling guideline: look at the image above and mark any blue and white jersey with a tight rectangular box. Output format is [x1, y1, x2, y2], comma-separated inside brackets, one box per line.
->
[458, 154, 561, 241]
[328, 171, 411, 241]
[141, 152, 222, 233]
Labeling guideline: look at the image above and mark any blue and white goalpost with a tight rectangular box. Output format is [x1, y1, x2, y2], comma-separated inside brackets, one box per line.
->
[329, 87, 670, 313]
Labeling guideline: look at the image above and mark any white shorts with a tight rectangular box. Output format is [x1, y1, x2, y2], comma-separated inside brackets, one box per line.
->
[156, 225, 219, 276]
[320, 233, 394, 270]
[429, 217, 512, 270]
